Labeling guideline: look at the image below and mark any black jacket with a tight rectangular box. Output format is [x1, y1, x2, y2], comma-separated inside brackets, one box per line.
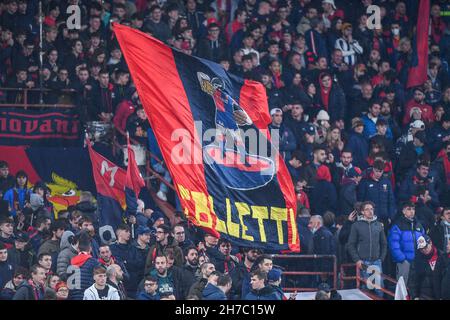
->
[317, 84, 346, 122]
[408, 247, 444, 300]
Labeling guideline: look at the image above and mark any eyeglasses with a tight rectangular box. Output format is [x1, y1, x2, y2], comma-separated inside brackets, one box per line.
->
[144, 283, 157, 286]
[57, 288, 69, 292]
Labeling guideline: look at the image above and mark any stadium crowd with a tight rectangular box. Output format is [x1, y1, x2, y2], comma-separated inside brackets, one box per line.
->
[1, 0, 450, 300]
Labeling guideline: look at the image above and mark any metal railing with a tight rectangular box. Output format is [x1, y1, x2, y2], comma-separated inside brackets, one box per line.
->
[340, 263, 398, 299]
[0, 87, 76, 109]
[271, 254, 338, 292]
[112, 125, 176, 192]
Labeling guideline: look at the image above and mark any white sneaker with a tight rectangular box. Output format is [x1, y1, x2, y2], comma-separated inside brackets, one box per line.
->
[156, 191, 167, 201]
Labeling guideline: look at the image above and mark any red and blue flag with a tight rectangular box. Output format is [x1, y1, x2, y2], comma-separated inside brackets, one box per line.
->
[114, 24, 300, 252]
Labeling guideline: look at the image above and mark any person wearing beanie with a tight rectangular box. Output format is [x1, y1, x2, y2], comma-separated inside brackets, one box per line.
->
[408, 235, 447, 300]
[267, 268, 297, 300]
[346, 118, 369, 169]
[338, 166, 362, 216]
[55, 281, 69, 300]
[313, 109, 331, 144]
[126, 225, 151, 297]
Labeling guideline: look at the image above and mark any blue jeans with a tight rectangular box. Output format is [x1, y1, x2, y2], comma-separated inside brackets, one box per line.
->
[360, 259, 384, 297]
[152, 163, 171, 194]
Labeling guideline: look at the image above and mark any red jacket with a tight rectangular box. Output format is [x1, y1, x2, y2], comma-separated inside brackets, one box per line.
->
[403, 99, 434, 126]
[113, 100, 135, 132]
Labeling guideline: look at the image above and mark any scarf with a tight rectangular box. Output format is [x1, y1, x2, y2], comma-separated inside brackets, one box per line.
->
[426, 246, 439, 271]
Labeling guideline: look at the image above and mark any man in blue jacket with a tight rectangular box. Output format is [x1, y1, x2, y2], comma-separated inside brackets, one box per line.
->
[357, 159, 396, 226]
[388, 202, 425, 284]
[244, 270, 281, 300]
[362, 101, 393, 140]
[202, 273, 231, 300]
[3, 170, 31, 218]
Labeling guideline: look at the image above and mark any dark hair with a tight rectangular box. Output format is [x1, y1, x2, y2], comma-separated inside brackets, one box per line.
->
[401, 201, 415, 210]
[50, 219, 66, 233]
[158, 224, 171, 234]
[255, 254, 272, 267]
[216, 273, 232, 287]
[250, 269, 267, 281]
[373, 159, 385, 171]
[144, 275, 158, 283]
[38, 253, 51, 261]
[30, 264, 45, 275]
[184, 245, 198, 257]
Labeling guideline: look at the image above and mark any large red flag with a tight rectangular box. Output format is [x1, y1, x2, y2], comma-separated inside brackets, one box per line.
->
[406, 0, 430, 88]
[114, 24, 299, 252]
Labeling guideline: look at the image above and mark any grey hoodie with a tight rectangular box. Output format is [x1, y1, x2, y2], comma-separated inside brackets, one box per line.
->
[347, 215, 388, 262]
[56, 231, 77, 279]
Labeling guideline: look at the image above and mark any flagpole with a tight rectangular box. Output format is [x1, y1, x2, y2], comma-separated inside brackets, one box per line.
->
[39, 1, 44, 104]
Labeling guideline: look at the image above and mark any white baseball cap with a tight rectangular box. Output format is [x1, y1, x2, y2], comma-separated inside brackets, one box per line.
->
[270, 108, 283, 116]
[410, 120, 425, 129]
[322, 0, 336, 9]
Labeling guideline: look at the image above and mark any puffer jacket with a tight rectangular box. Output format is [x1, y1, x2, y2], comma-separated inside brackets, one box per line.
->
[56, 231, 76, 279]
[68, 252, 100, 300]
[388, 215, 425, 263]
[347, 216, 387, 262]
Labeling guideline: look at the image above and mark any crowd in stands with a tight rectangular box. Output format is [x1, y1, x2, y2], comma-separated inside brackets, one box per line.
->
[0, 0, 450, 300]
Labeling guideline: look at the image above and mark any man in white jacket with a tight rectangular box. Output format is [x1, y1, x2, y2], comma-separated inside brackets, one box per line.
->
[83, 267, 120, 300]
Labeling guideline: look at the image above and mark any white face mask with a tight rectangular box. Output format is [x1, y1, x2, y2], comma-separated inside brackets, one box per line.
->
[392, 28, 400, 36]
[311, 227, 318, 234]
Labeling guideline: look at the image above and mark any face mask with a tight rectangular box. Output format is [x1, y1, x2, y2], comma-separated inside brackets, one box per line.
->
[392, 28, 400, 36]
[311, 227, 318, 234]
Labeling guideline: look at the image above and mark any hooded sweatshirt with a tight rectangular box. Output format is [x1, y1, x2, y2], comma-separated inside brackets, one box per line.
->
[68, 252, 100, 300]
[56, 231, 77, 278]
